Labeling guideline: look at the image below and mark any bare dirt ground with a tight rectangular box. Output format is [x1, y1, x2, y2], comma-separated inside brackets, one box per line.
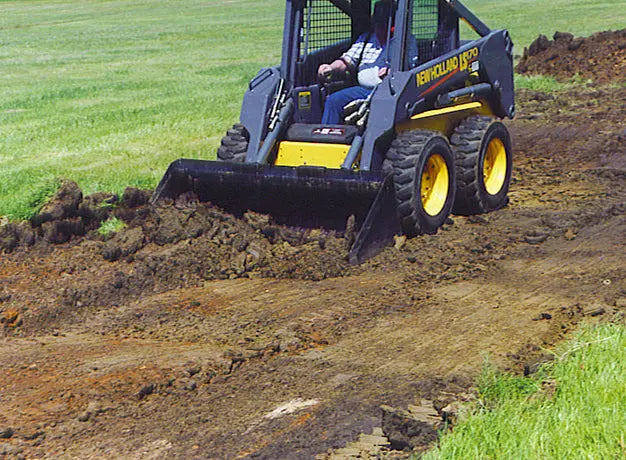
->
[1, 38, 625, 459]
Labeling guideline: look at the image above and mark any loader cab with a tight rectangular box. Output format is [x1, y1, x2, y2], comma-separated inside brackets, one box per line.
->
[289, 0, 374, 89]
[284, 0, 460, 124]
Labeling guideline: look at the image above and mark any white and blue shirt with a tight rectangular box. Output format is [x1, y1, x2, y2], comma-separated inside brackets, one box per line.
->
[341, 33, 389, 88]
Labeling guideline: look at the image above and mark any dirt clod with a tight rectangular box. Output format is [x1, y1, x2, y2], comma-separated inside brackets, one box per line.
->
[381, 403, 440, 451]
[553, 31, 574, 42]
[137, 383, 155, 400]
[122, 188, 150, 209]
[524, 231, 549, 244]
[533, 313, 553, 321]
[523, 353, 556, 376]
[23, 431, 45, 441]
[31, 180, 82, 226]
[585, 306, 607, 317]
[102, 227, 145, 261]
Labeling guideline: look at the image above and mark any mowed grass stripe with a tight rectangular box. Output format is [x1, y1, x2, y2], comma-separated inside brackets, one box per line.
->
[1, 0, 283, 218]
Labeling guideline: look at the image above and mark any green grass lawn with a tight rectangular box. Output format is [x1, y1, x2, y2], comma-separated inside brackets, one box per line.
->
[1, 0, 624, 219]
[0, 0, 284, 218]
[423, 323, 626, 459]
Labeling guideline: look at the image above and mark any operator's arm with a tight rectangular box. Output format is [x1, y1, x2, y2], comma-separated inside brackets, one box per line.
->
[317, 33, 367, 80]
[318, 59, 349, 79]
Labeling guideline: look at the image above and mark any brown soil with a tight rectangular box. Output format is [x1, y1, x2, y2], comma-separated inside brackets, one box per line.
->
[1, 87, 625, 457]
[516, 30, 626, 84]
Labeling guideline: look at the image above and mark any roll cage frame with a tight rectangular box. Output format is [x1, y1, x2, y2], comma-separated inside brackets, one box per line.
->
[281, 0, 492, 86]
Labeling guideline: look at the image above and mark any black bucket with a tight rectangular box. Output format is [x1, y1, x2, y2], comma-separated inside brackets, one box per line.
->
[152, 159, 400, 264]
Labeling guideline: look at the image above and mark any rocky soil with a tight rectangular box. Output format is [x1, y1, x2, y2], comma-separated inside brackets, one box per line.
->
[0, 44, 625, 459]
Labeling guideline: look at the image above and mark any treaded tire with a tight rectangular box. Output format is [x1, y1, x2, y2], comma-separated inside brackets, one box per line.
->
[450, 116, 513, 215]
[217, 124, 249, 163]
[387, 130, 456, 237]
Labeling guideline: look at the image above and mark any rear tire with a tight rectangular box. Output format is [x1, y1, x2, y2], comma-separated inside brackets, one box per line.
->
[387, 130, 456, 237]
[450, 116, 512, 215]
[217, 124, 249, 163]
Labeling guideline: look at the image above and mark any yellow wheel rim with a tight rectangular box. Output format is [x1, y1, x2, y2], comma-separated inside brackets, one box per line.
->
[421, 153, 449, 216]
[483, 138, 507, 195]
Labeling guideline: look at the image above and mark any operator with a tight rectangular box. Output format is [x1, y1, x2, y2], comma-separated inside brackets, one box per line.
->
[318, 0, 394, 125]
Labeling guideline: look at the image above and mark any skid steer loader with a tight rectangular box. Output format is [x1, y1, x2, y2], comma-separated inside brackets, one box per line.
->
[153, 0, 515, 264]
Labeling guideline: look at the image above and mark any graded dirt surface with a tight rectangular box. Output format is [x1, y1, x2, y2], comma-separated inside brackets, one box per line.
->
[1, 90, 626, 458]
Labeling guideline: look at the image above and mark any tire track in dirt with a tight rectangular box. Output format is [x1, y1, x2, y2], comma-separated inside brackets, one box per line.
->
[321, 212, 624, 380]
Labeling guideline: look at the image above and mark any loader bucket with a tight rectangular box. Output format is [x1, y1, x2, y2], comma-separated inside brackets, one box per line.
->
[152, 159, 401, 264]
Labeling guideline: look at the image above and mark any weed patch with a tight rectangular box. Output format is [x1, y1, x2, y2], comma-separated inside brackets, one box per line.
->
[98, 217, 127, 238]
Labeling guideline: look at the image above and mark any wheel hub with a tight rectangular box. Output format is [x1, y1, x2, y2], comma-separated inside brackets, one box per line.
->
[421, 153, 449, 216]
[483, 138, 507, 195]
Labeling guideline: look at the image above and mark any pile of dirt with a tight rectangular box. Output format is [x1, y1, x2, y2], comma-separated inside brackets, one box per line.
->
[0, 181, 140, 252]
[516, 30, 626, 84]
[0, 181, 353, 286]
[110, 193, 352, 281]
[0, 184, 358, 337]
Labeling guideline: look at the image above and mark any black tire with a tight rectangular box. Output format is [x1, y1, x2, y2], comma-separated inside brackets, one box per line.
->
[450, 116, 513, 215]
[216, 123, 249, 163]
[387, 130, 456, 237]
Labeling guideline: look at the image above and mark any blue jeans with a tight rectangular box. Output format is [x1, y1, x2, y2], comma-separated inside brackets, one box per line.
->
[321, 86, 372, 125]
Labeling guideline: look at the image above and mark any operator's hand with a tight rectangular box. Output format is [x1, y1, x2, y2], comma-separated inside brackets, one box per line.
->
[318, 64, 333, 80]
[378, 67, 389, 79]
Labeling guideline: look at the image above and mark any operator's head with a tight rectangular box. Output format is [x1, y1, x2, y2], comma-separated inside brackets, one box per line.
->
[372, 0, 394, 43]
[373, 0, 394, 27]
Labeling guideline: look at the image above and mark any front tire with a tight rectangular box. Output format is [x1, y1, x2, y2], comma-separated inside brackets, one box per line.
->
[217, 123, 249, 163]
[450, 116, 513, 215]
[387, 130, 456, 237]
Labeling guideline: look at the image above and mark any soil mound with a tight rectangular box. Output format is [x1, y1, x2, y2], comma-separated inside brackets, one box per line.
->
[0, 183, 352, 288]
[103, 192, 352, 283]
[0, 180, 143, 252]
[516, 30, 626, 84]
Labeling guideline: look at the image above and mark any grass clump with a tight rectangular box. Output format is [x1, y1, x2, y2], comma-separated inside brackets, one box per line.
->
[475, 357, 542, 408]
[423, 323, 626, 459]
[514, 74, 569, 92]
[514, 74, 595, 93]
[0, 176, 62, 221]
[98, 217, 127, 238]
